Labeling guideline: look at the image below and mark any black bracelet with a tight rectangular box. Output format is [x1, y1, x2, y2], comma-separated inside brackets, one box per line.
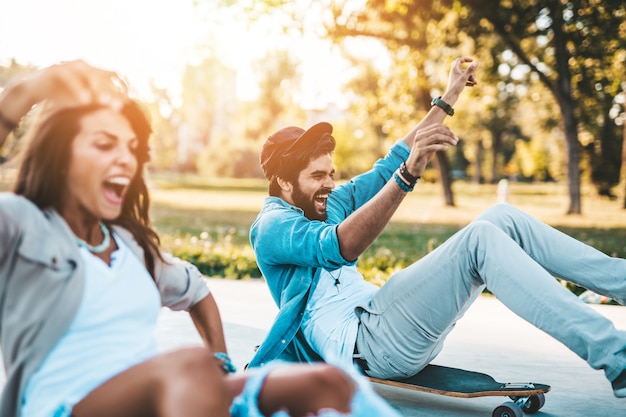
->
[394, 170, 413, 192]
[399, 162, 420, 186]
[430, 96, 455, 116]
[0, 111, 18, 132]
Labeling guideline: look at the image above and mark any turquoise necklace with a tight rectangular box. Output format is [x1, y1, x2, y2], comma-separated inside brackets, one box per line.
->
[75, 222, 111, 253]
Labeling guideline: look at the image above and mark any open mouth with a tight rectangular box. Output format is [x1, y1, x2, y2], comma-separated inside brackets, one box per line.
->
[103, 176, 130, 204]
[314, 192, 329, 210]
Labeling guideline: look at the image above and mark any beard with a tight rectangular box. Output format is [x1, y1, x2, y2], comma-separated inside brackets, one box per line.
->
[292, 184, 331, 221]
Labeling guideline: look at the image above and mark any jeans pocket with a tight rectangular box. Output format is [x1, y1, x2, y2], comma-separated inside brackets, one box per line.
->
[378, 354, 415, 378]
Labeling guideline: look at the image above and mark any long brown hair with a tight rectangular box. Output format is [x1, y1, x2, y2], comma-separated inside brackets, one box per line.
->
[14, 101, 163, 277]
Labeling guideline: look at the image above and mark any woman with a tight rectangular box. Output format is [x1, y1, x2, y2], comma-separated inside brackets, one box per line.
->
[0, 61, 401, 417]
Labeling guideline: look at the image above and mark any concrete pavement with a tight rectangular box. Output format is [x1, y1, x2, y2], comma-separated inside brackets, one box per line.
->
[173, 278, 625, 417]
[2, 277, 624, 416]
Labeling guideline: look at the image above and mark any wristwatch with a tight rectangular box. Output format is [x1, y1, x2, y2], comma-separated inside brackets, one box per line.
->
[431, 96, 455, 116]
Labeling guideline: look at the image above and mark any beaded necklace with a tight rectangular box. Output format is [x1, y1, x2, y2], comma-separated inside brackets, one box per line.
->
[75, 222, 111, 253]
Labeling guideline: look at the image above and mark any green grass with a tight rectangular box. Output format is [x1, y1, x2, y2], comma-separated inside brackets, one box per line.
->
[147, 178, 626, 295]
[4, 169, 626, 292]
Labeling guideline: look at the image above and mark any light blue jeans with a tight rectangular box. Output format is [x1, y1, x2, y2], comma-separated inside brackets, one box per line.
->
[355, 203, 626, 382]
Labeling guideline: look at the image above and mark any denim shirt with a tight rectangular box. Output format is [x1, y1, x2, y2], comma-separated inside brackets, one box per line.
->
[248, 140, 410, 368]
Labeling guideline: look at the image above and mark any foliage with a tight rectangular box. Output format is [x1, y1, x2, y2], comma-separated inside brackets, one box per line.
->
[0, 60, 40, 160]
[161, 231, 261, 279]
[460, 0, 626, 213]
[151, 182, 626, 299]
[158, 209, 626, 301]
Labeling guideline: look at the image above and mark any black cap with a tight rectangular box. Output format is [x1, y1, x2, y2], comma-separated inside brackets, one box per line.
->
[260, 122, 333, 180]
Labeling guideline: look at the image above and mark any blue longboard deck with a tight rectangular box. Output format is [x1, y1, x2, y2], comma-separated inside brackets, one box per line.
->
[369, 364, 551, 398]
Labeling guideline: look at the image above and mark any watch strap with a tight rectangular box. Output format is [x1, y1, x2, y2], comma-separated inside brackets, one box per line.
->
[431, 96, 454, 116]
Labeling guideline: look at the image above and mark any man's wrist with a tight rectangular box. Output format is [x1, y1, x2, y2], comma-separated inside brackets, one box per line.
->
[440, 92, 459, 107]
[431, 96, 455, 116]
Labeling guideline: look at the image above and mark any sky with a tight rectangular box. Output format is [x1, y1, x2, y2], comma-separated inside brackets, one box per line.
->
[0, 0, 372, 107]
[0, 0, 204, 98]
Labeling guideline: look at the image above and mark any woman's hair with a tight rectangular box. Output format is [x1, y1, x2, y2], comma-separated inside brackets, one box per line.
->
[14, 101, 163, 277]
[268, 133, 336, 196]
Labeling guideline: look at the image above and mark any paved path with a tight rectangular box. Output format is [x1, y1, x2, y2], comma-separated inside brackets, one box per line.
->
[2, 278, 624, 416]
[184, 278, 625, 417]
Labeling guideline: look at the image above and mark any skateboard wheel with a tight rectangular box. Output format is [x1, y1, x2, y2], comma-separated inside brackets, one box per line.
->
[492, 402, 523, 417]
[522, 394, 546, 413]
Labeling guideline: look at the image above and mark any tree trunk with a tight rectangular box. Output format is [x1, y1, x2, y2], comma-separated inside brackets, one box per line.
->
[473, 139, 482, 183]
[622, 108, 626, 209]
[417, 86, 455, 206]
[551, 3, 581, 214]
[561, 109, 582, 214]
[490, 130, 501, 184]
[433, 152, 455, 206]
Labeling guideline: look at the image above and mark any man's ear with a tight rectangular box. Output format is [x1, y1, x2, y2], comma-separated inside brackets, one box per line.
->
[276, 176, 292, 193]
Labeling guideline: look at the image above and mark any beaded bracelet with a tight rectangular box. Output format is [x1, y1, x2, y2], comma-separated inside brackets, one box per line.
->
[394, 170, 414, 192]
[393, 162, 420, 192]
[0, 111, 18, 132]
[214, 352, 237, 374]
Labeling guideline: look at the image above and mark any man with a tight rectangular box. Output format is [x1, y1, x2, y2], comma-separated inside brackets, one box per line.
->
[247, 57, 626, 398]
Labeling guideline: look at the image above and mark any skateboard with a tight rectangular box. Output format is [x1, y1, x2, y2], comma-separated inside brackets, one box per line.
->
[369, 364, 551, 417]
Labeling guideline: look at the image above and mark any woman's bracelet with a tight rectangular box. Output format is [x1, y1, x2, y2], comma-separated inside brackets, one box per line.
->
[0, 111, 18, 132]
[214, 352, 237, 374]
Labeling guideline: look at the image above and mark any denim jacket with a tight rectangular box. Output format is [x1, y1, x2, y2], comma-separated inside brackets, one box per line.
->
[0, 194, 210, 417]
[248, 140, 410, 368]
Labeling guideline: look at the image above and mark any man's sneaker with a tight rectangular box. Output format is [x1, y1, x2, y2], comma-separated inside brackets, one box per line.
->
[612, 369, 626, 398]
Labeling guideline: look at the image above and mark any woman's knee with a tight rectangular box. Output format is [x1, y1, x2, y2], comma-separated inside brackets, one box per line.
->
[154, 348, 230, 413]
[307, 364, 353, 401]
[258, 363, 353, 416]
[155, 347, 217, 378]
[298, 364, 353, 414]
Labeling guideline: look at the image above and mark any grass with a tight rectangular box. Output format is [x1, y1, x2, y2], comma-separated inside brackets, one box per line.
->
[147, 177, 626, 289]
[4, 170, 626, 288]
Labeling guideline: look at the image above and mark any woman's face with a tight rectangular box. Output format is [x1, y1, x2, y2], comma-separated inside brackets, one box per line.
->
[62, 108, 138, 222]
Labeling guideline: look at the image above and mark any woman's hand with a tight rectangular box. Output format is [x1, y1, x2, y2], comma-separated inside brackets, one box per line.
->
[0, 60, 128, 142]
[23, 60, 127, 109]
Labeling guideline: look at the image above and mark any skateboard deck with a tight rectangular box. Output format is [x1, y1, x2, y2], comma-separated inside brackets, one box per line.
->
[370, 364, 550, 416]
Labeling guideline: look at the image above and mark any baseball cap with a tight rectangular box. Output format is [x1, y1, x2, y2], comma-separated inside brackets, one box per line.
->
[260, 121, 333, 180]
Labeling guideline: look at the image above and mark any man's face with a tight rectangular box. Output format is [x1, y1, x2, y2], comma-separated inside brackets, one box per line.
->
[290, 153, 335, 221]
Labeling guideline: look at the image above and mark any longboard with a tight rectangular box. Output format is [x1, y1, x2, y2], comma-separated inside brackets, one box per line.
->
[370, 364, 550, 417]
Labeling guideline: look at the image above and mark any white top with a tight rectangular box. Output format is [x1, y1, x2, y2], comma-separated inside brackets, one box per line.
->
[21, 233, 161, 417]
[300, 265, 378, 365]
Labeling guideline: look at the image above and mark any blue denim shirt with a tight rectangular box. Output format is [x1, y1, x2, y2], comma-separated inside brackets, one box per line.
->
[248, 140, 410, 368]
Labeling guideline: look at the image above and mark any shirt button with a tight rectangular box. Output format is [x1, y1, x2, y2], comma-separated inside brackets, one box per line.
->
[281, 339, 286, 344]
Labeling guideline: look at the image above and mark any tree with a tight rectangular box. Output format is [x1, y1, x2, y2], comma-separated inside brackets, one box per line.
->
[0, 60, 39, 160]
[317, 0, 476, 205]
[243, 49, 301, 142]
[461, 0, 626, 213]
